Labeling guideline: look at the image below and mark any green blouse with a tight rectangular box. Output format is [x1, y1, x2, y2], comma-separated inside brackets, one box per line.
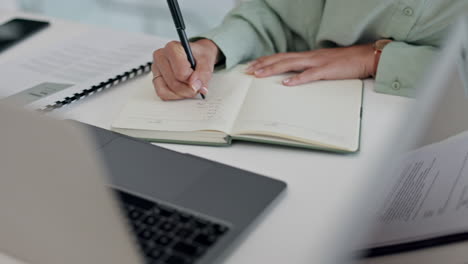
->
[196, 0, 468, 97]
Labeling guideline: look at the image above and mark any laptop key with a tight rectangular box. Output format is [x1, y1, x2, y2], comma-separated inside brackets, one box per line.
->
[144, 215, 158, 225]
[193, 233, 217, 247]
[173, 241, 200, 257]
[165, 255, 191, 264]
[115, 190, 230, 264]
[139, 229, 155, 240]
[148, 248, 164, 260]
[128, 209, 143, 220]
[132, 222, 147, 234]
[175, 228, 194, 239]
[159, 221, 176, 232]
[155, 235, 173, 246]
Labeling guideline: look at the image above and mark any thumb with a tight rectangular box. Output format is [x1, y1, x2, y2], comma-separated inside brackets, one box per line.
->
[188, 59, 214, 95]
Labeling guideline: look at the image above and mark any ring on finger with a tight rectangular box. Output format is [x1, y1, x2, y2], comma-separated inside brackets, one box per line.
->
[152, 75, 162, 82]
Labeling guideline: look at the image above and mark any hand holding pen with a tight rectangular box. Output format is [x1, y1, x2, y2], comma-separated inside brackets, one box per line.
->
[151, 0, 220, 101]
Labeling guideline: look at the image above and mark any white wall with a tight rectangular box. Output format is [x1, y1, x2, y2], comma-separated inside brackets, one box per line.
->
[14, 0, 237, 38]
[0, 0, 18, 11]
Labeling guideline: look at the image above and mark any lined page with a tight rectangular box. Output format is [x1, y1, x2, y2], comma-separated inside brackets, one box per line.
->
[0, 28, 160, 109]
[232, 75, 363, 151]
[112, 67, 252, 133]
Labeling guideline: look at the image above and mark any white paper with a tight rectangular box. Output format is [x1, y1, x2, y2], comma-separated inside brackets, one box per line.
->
[0, 27, 165, 109]
[369, 131, 468, 247]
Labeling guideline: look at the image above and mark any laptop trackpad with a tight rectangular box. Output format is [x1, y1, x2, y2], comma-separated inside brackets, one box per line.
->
[97, 137, 213, 201]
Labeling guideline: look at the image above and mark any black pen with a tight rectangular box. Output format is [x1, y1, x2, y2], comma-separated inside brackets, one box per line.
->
[167, 0, 205, 99]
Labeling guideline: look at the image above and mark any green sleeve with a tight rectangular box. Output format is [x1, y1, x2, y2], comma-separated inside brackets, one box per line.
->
[193, 0, 299, 69]
[375, 42, 438, 97]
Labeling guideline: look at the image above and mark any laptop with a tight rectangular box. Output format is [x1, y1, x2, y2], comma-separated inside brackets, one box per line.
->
[0, 105, 286, 264]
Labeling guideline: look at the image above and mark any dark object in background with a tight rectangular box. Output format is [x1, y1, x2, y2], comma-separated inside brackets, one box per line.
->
[0, 18, 49, 53]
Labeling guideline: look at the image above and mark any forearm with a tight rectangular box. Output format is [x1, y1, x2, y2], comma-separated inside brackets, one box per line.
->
[193, 0, 297, 69]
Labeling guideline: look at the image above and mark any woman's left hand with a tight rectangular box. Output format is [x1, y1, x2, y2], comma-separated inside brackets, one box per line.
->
[246, 44, 375, 86]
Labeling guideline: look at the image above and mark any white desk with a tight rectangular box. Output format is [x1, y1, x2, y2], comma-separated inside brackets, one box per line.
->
[0, 11, 412, 264]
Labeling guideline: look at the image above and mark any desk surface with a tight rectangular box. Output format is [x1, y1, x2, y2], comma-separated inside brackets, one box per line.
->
[0, 11, 413, 264]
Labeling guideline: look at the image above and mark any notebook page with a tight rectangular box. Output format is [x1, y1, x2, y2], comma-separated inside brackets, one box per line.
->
[112, 68, 252, 133]
[231, 75, 363, 150]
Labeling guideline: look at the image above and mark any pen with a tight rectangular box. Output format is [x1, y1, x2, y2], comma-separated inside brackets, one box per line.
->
[167, 0, 205, 100]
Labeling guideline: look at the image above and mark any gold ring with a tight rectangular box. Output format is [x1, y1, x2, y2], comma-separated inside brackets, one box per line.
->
[152, 75, 162, 82]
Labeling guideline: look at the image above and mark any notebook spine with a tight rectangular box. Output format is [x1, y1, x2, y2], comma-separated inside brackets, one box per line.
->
[38, 62, 152, 113]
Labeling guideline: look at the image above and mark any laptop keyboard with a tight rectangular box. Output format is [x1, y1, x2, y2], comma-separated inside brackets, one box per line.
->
[115, 190, 230, 264]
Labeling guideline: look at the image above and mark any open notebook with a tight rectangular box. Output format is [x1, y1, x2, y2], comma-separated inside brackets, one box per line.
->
[112, 65, 363, 153]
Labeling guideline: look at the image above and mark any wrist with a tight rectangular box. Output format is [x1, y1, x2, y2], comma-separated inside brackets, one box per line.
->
[363, 44, 376, 78]
[196, 39, 221, 64]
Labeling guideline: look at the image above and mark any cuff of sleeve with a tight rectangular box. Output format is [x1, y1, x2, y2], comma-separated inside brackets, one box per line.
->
[374, 42, 437, 97]
[191, 18, 261, 69]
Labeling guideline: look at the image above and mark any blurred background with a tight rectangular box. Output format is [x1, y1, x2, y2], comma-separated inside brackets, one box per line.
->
[1, 0, 241, 38]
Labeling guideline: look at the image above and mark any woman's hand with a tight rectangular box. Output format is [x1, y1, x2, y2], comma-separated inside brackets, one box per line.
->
[246, 44, 375, 86]
[152, 39, 220, 100]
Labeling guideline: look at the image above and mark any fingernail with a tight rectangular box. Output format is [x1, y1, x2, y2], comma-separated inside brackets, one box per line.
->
[245, 64, 256, 73]
[200, 87, 209, 95]
[192, 80, 202, 92]
[254, 69, 264, 76]
[283, 78, 291, 85]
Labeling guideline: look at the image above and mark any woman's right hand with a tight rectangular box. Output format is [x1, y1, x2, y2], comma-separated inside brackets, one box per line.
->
[152, 39, 220, 101]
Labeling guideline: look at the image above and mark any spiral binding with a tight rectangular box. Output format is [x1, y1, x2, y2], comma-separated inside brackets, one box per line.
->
[38, 62, 153, 113]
